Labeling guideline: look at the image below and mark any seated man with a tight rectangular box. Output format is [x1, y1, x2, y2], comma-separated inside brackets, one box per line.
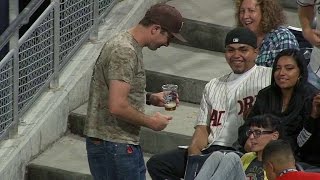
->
[262, 139, 320, 180]
[146, 27, 272, 180]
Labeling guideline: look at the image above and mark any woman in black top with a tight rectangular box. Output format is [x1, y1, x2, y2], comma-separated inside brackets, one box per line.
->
[238, 48, 320, 167]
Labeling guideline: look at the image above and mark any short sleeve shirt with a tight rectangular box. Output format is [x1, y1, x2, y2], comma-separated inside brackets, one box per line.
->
[84, 31, 145, 145]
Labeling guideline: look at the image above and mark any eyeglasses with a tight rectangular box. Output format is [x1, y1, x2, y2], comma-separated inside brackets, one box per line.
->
[246, 129, 274, 138]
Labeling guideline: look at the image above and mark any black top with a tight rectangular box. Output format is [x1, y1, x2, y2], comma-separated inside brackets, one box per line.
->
[238, 82, 320, 166]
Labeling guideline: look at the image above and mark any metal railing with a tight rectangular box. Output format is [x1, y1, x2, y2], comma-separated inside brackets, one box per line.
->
[0, 0, 118, 140]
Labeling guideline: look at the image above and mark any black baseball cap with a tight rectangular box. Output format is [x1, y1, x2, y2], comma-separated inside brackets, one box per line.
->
[225, 27, 257, 48]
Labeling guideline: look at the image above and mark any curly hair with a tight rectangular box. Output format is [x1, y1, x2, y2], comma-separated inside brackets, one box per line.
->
[235, 0, 286, 34]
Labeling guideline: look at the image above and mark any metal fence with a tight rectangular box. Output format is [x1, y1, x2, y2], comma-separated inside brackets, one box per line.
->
[0, 0, 117, 140]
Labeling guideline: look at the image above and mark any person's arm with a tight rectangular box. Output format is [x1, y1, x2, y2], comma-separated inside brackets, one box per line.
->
[188, 125, 210, 155]
[298, 5, 320, 46]
[109, 80, 172, 131]
[297, 93, 320, 147]
[188, 83, 211, 155]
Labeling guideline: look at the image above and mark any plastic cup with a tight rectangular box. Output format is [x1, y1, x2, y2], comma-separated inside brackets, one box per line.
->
[162, 84, 178, 111]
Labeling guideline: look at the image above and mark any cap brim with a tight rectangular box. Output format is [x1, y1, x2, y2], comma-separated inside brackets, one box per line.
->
[172, 32, 187, 42]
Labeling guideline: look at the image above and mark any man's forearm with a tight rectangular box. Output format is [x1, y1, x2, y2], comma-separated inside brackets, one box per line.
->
[299, 6, 315, 31]
[109, 100, 154, 128]
[188, 125, 209, 155]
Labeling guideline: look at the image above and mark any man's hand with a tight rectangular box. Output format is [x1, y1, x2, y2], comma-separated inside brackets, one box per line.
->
[303, 28, 320, 47]
[149, 92, 180, 107]
[188, 145, 202, 156]
[147, 112, 172, 131]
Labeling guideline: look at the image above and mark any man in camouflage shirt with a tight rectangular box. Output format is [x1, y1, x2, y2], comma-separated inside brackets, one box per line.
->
[84, 3, 186, 180]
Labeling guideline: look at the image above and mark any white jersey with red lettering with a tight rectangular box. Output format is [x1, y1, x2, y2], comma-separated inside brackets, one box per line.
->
[196, 65, 272, 148]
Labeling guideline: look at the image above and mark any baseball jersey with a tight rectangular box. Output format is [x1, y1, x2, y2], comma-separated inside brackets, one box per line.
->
[84, 31, 145, 145]
[196, 65, 272, 148]
[297, 0, 320, 77]
[276, 171, 320, 180]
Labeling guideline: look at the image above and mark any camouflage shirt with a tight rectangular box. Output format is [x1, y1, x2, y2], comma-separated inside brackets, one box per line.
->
[84, 31, 145, 145]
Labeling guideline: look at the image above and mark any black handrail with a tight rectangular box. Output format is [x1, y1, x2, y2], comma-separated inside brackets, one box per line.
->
[0, 0, 46, 51]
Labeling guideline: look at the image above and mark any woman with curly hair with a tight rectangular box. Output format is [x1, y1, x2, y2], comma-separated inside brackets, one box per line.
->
[235, 0, 299, 67]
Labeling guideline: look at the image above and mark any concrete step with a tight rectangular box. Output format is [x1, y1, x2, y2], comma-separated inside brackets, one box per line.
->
[26, 134, 153, 180]
[69, 100, 199, 154]
[144, 43, 229, 104]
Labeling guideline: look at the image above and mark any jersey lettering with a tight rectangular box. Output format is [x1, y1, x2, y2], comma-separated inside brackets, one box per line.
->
[210, 110, 225, 126]
[238, 96, 255, 115]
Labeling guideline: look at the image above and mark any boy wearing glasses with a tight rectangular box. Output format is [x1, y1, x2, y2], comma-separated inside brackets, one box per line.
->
[241, 114, 282, 180]
[194, 114, 282, 180]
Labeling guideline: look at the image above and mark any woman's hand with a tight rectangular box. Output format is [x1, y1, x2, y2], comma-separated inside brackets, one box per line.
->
[311, 93, 320, 118]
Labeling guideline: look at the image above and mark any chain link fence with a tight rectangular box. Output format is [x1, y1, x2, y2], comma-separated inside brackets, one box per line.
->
[0, 0, 117, 140]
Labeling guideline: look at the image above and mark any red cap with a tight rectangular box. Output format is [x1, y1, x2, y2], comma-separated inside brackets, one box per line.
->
[144, 3, 187, 42]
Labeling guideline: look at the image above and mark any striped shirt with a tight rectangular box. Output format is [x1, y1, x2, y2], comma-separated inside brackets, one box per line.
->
[196, 65, 272, 148]
[256, 26, 299, 67]
[297, 0, 318, 6]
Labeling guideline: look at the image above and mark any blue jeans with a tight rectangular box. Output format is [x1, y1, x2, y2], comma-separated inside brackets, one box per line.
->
[194, 151, 245, 180]
[86, 137, 146, 180]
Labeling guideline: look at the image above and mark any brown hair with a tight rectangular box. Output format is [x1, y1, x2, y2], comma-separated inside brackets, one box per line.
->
[235, 0, 286, 34]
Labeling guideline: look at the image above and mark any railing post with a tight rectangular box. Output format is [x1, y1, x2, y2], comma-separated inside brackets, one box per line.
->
[9, 0, 19, 138]
[50, 0, 60, 89]
[90, 0, 99, 41]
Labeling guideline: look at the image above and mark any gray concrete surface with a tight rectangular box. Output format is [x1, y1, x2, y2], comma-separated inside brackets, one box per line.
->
[71, 102, 199, 136]
[144, 43, 228, 81]
[0, 0, 166, 179]
[27, 135, 153, 180]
